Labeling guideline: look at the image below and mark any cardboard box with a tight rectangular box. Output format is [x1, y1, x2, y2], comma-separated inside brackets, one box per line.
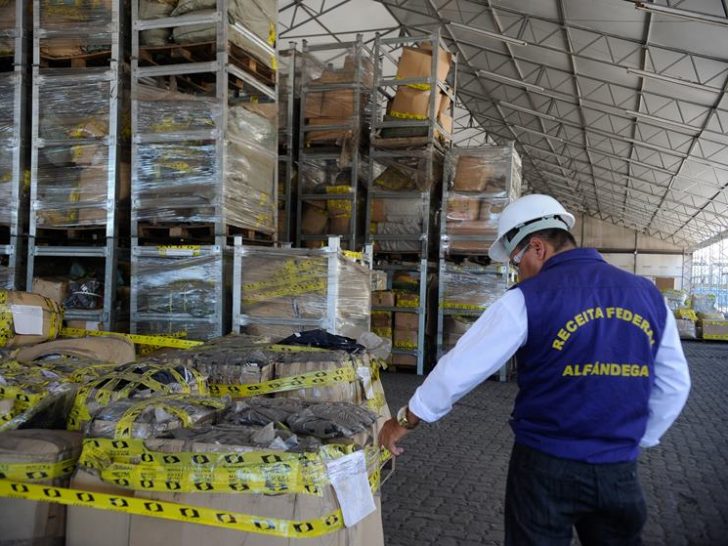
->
[77, 162, 131, 225]
[1, 291, 64, 348]
[371, 291, 395, 308]
[301, 204, 329, 235]
[394, 328, 418, 349]
[395, 312, 419, 331]
[447, 196, 480, 221]
[371, 311, 392, 328]
[321, 89, 360, 119]
[0, 430, 82, 546]
[446, 220, 498, 237]
[446, 240, 490, 254]
[329, 215, 351, 234]
[654, 277, 676, 291]
[395, 292, 419, 308]
[31, 277, 69, 305]
[304, 91, 324, 118]
[700, 319, 728, 340]
[305, 117, 351, 144]
[396, 45, 452, 83]
[389, 87, 442, 119]
[453, 155, 506, 192]
[391, 353, 417, 367]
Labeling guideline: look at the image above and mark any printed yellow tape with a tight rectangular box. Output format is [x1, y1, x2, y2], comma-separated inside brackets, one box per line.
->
[389, 110, 428, 121]
[157, 245, 202, 257]
[0, 479, 346, 538]
[0, 458, 76, 482]
[60, 328, 204, 349]
[209, 366, 357, 398]
[441, 302, 486, 311]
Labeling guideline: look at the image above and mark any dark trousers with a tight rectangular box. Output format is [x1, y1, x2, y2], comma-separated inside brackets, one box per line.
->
[505, 443, 647, 546]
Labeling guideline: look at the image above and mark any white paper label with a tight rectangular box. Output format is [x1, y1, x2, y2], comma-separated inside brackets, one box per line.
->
[325, 451, 376, 527]
[10, 305, 44, 335]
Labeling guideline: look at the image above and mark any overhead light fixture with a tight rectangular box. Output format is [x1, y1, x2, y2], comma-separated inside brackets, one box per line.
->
[448, 22, 528, 46]
[624, 110, 700, 133]
[626, 68, 721, 93]
[500, 100, 558, 121]
[634, 1, 728, 27]
[477, 69, 544, 92]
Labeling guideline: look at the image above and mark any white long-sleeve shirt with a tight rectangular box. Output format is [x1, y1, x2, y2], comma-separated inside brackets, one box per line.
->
[409, 288, 691, 448]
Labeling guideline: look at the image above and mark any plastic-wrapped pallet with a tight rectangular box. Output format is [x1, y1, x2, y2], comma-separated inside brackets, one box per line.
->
[135, 85, 276, 235]
[38, 0, 115, 58]
[237, 245, 371, 341]
[0, 73, 18, 228]
[0, 429, 83, 545]
[35, 68, 130, 228]
[440, 265, 506, 312]
[170, 0, 277, 68]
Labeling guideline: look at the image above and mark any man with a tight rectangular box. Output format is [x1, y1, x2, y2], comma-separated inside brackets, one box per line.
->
[378, 194, 691, 545]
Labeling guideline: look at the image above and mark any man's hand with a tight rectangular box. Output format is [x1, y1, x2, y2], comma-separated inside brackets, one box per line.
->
[378, 418, 410, 456]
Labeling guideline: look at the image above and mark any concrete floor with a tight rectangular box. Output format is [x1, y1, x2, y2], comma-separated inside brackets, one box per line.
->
[379, 341, 728, 546]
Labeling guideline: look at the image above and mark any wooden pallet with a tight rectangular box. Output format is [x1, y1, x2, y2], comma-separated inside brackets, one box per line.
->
[136, 221, 275, 245]
[138, 40, 275, 88]
[39, 49, 112, 68]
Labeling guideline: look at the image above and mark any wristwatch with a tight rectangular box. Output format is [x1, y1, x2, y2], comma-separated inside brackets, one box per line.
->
[396, 405, 418, 430]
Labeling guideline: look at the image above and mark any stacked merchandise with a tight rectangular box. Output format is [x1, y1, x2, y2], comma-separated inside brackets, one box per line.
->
[436, 145, 521, 366]
[137, 0, 277, 70]
[297, 38, 372, 248]
[130, 0, 278, 341]
[692, 293, 728, 340]
[277, 47, 299, 243]
[665, 290, 697, 340]
[0, 0, 28, 290]
[27, 0, 128, 331]
[233, 240, 372, 341]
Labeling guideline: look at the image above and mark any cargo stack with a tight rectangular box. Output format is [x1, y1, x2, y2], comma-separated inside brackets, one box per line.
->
[296, 36, 372, 250]
[691, 293, 728, 340]
[436, 145, 521, 380]
[232, 235, 372, 341]
[0, 0, 29, 290]
[26, 0, 129, 331]
[129, 0, 278, 340]
[365, 31, 455, 374]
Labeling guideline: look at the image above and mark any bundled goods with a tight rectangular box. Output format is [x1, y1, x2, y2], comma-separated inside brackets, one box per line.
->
[664, 289, 688, 312]
[238, 247, 371, 341]
[0, 429, 83, 545]
[87, 395, 229, 439]
[135, 85, 276, 234]
[676, 318, 697, 340]
[67, 361, 208, 431]
[38, 0, 114, 58]
[0, 73, 18, 228]
[440, 266, 505, 311]
[0, 290, 64, 348]
[35, 69, 130, 228]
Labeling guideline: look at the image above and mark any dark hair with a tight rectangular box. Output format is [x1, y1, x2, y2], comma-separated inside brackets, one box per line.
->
[516, 228, 577, 252]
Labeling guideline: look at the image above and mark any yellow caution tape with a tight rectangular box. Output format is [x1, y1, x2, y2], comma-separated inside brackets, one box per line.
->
[209, 365, 357, 398]
[157, 245, 202, 257]
[0, 479, 346, 538]
[114, 395, 228, 440]
[441, 302, 487, 311]
[60, 328, 204, 349]
[268, 23, 276, 46]
[389, 110, 429, 121]
[0, 458, 76, 482]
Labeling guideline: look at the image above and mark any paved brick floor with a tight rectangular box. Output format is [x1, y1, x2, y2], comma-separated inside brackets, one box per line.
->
[379, 341, 728, 546]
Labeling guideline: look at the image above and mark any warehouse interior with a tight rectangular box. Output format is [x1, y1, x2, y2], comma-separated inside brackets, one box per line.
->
[0, 0, 726, 544]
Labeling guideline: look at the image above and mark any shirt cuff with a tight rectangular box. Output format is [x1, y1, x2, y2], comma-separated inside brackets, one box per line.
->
[407, 390, 439, 424]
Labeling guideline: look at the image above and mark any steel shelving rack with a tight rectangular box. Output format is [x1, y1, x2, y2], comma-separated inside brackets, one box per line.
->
[0, 0, 29, 290]
[295, 35, 371, 250]
[278, 44, 299, 243]
[365, 31, 456, 375]
[26, 0, 126, 329]
[435, 144, 522, 381]
[129, 0, 277, 340]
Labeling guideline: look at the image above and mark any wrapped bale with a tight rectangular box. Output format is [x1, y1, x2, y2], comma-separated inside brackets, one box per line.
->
[0, 290, 64, 348]
[67, 361, 208, 431]
[0, 429, 82, 546]
[87, 395, 228, 439]
[139, 0, 178, 45]
[38, 0, 114, 58]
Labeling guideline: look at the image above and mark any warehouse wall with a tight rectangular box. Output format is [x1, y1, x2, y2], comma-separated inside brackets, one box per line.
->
[572, 214, 690, 290]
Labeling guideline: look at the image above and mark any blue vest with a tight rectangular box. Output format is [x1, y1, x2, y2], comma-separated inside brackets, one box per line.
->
[513, 248, 667, 463]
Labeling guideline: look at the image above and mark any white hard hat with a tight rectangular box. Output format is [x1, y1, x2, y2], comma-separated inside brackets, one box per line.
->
[488, 194, 575, 263]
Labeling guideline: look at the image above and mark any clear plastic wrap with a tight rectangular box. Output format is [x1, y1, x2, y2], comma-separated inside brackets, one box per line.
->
[441, 264, 507, 311]
[237, 245, 371, 341]
[301, 44, 373, 145]
[134, 85, 276, 233]
[134, 252, 221, 318]
[0, 73, 19, 227]
[447, 145, 522, 196]
[67, 361, 208, 431]
[87, 395, 228, 439]
[38, 0, 116, 57]
[134, 319, 221, 341]
[691, 293, 716, 313]
[169, 0, 277, 68]
[663, 289, 687, 312]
